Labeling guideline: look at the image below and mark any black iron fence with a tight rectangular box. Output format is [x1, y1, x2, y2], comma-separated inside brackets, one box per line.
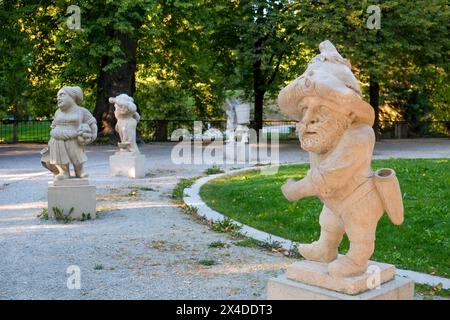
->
[0, 119, 449, 143]
[378, 121, 450, 139]
[0, 119, 52, 143]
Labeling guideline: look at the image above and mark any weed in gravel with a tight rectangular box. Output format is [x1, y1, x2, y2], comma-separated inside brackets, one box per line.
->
[208, 241, 227, 249]
[37, 208, 48, 220]
[205, 166, 224, 175]
[198, 259, 217, 266]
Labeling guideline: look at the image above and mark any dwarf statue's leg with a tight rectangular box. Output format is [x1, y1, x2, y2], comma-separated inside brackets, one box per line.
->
[40, 147, 59, 175]
[328, 190, 384, 277]
[55, 164, 70, 180]
[42, 161, 59, 175]
[298, 206, 345, 262]
[74, 163, 88, 178]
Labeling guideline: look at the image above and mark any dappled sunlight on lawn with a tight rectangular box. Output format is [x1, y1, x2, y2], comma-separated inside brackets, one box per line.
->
[200, 159, 450, 277]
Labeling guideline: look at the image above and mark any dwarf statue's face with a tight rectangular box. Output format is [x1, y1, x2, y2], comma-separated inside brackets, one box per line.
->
[57, 89, 75, 111]
[114, 103, 132, 118]
[296, 97, 352, 154]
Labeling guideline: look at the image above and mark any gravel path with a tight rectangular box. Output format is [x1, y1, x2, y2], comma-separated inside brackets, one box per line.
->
[0, 139, 448, 299]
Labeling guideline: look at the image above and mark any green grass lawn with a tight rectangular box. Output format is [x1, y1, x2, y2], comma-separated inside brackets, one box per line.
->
[200, 159, 450, 278]
[0, 121, 51, 142]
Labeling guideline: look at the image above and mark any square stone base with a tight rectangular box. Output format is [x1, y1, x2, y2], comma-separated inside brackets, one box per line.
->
[225, 142, 257, 163]
[110, 153, 146, 178]
[48, 178, 96, 220]
[287, 259, 396, 295]
[267, 274, 414, 300]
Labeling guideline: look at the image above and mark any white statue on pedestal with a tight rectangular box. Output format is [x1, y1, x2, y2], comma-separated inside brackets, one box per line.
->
[109, 93, 146, 179]
[225, 98, 250, 144]
[109, 94, 140, 155]
[41, 86, 97, 180]
[278, 40, 404, 277]
[225, 99, 237, 143]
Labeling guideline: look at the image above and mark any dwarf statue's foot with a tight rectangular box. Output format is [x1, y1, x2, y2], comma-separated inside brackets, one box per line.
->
[298, 241, 338, 263]
[78, 172, 89, 178]
[328, 255, 368, 277]
[74, 165, 88, 178]
[55, 172, 69, 181]
[75, 170, 88, 178]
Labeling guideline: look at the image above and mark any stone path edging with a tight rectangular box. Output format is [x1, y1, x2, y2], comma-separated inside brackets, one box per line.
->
[183, 166, 450, 290]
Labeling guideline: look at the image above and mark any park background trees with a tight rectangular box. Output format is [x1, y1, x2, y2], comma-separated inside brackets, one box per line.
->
[0, 0, 448, 141]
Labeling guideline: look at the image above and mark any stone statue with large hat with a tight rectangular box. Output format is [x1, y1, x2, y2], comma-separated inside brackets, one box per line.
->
[269, 40, 409, 299]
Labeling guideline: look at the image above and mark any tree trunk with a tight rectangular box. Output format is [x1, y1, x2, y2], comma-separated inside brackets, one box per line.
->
[253, 40, 266, 140]
[94, 32, 137, 141]
[369, 77, 380, 140]
[154, 120, 168, 142]
[12, 119, 19, 143]
[254, 88, 265, 135]
[12, 104, 20, 143]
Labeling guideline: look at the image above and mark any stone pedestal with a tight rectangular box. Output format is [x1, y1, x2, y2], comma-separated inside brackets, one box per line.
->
[225, 142, 257, 164]
[48, 178, 96, 220]
[267, 260, 414, 300]
[110, 152, 146, 178]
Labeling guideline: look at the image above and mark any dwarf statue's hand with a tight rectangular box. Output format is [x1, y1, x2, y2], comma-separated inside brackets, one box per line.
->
[281, 178, 301, 202]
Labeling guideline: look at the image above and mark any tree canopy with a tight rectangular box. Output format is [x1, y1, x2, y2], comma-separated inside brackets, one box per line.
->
[0, 0, 448, 139]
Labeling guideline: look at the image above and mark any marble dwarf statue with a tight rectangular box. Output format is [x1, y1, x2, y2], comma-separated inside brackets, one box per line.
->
[109, 94, 140, 155]
[225, 98, 250, 144]
[225, 98, 238, 142]
[41, 86, 97, 180]
[278, 40, 404, 277]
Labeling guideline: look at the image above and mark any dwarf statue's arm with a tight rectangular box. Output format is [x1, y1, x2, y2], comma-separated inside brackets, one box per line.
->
[281, 126, 374, 201]
[281, 175, 319, 201]
[89, 121, 98, 142]
[82, 108, 98, 143]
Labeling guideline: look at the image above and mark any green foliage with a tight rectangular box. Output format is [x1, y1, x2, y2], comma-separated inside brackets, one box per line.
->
[233, 237, 261, 248]
[171, 177, 199, 201]
[182, 205, 199, 217]
[208, 241, 227, 249]
[205, 166, 224, 175]
[37, 208, 49, 220]
[80, 213, 91, 221]
[233, 237, 281, 251]
[130, 185, 155, 192]
[52, 207, 74, 224]
[46, 206, 92, 223]
[296, 0, 449, 122]
[210, 218, 241, 236]
[0, 0, 448, 131]
[415, 283, 450, 298]
[134, 82, 195, 120]
[0, 1, 35, 120]
[200, 159, 450, 277]
[94, 264, 104, 270]
[198, 258, 217, 266]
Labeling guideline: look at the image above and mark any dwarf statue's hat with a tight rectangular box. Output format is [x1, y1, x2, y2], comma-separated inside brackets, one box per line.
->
[278, 40, 374, 125]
